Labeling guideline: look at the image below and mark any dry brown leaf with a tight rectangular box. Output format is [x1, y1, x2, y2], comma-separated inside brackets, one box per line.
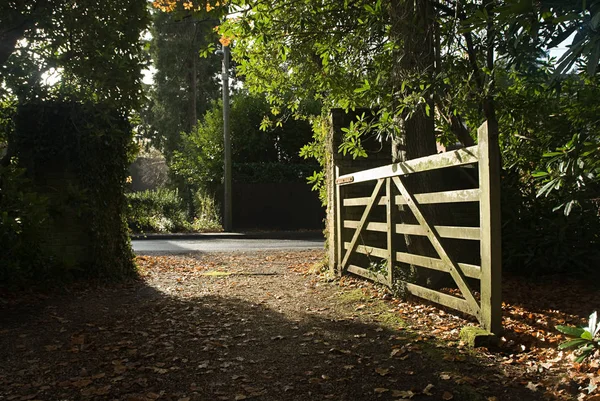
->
[423, 384, 434, 395]
[442, 391, 454, 400]
[375, 367, 390, 376]
[374, 388, 389, 393]
[392, 390, 415, 399]
[72, 379, 92, 388]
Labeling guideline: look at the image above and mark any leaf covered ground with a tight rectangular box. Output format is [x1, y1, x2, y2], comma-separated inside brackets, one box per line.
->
[0, 250, 598, 401]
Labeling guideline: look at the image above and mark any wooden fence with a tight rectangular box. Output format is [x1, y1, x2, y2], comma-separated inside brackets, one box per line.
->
[334, 121, 502, 334]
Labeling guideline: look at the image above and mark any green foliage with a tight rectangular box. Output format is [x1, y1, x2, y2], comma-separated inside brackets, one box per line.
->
[170, 102, 223, 191]
[299, 114, 331, 206]
[142, 9, 221, 158]
[496, 69, 600, 275]
[6, 100, 137, 283]
[556, 311, 600, 364]
[191, 189, 222, 232]
[1, 0, 149, 111]
[0, 162, 49, 287]
[535, 132, 600, 215]
[170, 91, 317, 193]
[0, 1, 149, 285]
[492, 0, 600, 76]
[126, 188, 191, 233]
[501, 175, 600, 276]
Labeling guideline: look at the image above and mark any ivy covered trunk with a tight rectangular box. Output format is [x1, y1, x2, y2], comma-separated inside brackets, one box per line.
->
[12, 101, 136, 280]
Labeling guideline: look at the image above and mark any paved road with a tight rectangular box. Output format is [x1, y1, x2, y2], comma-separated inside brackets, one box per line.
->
[132, 236, 325, 254]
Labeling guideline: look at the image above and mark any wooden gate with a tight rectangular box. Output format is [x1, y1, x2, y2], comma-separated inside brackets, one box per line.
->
[334, 121, 502, 334]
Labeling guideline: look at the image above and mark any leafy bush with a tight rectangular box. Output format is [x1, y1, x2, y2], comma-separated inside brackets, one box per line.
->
[0, 162, 50, 287]
[501, 171, 600, 276]
[557, 311, 600, 364]
[9, 101, 137, 283]
[496, 70, 600, 276]
[126, 188, 191, 233]
[191, 189, 222, 232]
[170, 91, 317, 194]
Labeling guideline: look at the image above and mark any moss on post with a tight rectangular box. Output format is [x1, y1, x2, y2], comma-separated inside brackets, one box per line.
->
[459, 326, 498, 348]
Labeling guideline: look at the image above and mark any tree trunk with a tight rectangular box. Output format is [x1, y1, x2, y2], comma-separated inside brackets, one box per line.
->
[389, 0, 449, 288]
[188, 50, 197, 131]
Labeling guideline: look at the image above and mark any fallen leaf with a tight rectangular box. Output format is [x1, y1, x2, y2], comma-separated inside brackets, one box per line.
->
[392, 390, 415, 398]
[423, 384, 434, 395]
[390, 349, 406, 358]
[442, 391, 454, 400]
[375, 368, 390, 376]
[374, 388, 389, 393]
[72, 379, 92, 388]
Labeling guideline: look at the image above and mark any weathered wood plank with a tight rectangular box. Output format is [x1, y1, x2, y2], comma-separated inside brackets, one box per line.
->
[343, 188, 480, 206]
[396, 224, 480, 240]
[337, 146, 478, 185]
[344, 220, 480, 240]
[393, 176, 481, 318]
[344, 221, 387, 232]
[344, 242, 388, 259]
[340, 179, 384, 272]
[478, 121, 503, 334]
[343, 196, 387, 206]
[394, 189, 481, 205]
[395, 252, 481, 279]
[335, 166, 343, 276]
[404, 282, 472, 315]
[347, 265, 390, 287]
[386, 177, 394, 287]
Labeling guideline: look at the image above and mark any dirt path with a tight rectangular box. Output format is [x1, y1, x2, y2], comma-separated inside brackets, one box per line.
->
[0, 250, 586, 401]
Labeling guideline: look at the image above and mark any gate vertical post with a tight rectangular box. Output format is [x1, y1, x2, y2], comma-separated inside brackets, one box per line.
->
[385, 177, 395, 287]
[335, 166, 343, 276]
[478, 121, 502, 334]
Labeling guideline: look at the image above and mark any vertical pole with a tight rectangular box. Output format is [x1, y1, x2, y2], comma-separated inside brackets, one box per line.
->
[335, 166, 343, 276]
[222, 45, 232, 232]
[386, 177, 395, 287]
[478, 120, 502, 334]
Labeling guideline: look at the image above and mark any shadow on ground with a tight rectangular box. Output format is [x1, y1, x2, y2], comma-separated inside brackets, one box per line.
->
[0, 268, 550, 401]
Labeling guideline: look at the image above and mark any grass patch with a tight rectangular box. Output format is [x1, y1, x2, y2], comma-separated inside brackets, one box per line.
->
[337, 288, 369, 304]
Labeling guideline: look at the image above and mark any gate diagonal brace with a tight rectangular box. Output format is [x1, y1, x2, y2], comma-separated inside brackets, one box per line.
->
[392, 176, 482, 319]
[340, 178, 385, 273]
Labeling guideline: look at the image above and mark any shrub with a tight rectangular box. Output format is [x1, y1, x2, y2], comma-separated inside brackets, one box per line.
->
[0, 162, 50, 287]
[9, 101, 136, 283]
[126, 188, 191, 233]
[501, 171, 600, 276]
[191, 189, 222, 232]
[557, 311, 600, 364]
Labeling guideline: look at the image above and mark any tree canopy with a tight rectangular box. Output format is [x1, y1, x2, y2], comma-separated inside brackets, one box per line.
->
[1, 0, 149, 115]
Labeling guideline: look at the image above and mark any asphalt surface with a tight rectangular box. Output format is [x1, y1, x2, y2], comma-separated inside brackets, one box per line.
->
[131, 232, 325, 254]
